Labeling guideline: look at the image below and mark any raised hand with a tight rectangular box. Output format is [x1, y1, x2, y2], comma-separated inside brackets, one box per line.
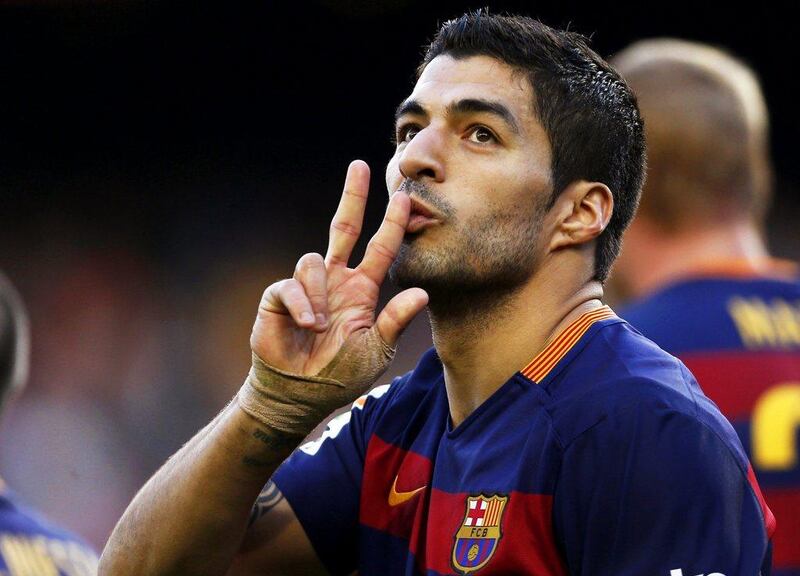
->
[250, 160, 428, 383]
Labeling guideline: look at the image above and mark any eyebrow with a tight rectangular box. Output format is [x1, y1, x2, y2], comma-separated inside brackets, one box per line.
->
[394, 97, 521, 135]
[395, 99, 426, 122]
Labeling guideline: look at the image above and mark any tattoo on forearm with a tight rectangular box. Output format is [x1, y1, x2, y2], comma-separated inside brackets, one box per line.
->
[240, 427, 302, 468]
[252, 428, 303, 451]
[248, 480, 285, 526]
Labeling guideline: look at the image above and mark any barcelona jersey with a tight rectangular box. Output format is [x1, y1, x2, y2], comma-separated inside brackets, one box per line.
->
[622, 261, 800, 576]
[273, 306, 774, 575]
[0, 484, 98, 575]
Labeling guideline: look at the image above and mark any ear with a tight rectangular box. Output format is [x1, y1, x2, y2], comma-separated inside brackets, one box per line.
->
[548, 181, 613, 251]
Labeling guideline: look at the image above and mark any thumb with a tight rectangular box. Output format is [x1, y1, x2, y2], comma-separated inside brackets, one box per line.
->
[375, 287, 429, 348]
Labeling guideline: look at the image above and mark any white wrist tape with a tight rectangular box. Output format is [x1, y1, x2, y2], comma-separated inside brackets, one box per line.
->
[236, 326, 395, 436]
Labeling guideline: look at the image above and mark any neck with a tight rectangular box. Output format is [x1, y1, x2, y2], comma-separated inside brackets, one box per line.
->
[621, 218, 770, 299]
[429, 255, 604, 428]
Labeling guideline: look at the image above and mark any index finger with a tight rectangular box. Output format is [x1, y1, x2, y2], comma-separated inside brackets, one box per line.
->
[356, 190, 410, 285]
[325, 160, 370, 268]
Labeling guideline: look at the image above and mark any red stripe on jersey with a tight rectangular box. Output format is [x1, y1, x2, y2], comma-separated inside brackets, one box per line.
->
[680, 351, 800, 420]
[746, 464, 776, 540]
[360, 436, 433, 541]
[491, 491, 567, 575]
[764, 487, 800, 567]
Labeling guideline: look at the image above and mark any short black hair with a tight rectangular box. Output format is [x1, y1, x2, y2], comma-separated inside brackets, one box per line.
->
[419, 11, 646, 282]
[0, 272, 29, 413]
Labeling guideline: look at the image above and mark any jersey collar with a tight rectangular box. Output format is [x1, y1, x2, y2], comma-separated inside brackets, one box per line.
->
[519, 305, 616, 383]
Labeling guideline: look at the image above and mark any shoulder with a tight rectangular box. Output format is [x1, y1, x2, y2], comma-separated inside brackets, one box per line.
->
[563, 381, 746, 470]
[0, 491, 98, 569]
[546, 321, 743, 461]
[552, 343, 753, 501]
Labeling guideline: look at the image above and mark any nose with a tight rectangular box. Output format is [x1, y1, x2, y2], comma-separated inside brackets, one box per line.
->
[397, 125, 446, 183]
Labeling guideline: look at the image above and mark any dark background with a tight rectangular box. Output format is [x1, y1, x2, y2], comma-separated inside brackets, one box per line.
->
[0, 0, 796, 550]
[1, 1, 797, 267]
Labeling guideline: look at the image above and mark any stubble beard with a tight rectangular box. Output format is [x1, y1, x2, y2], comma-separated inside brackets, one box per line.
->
[389, 198, 545, 321]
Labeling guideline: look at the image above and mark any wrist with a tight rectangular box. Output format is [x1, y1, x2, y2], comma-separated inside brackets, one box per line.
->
[236, 353, 346, 438]
[238, 325, 395, 438]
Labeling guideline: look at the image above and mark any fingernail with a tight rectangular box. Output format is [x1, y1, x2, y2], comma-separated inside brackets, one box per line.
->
[316, 313, 327, 326]
[300, 312, 314, 324]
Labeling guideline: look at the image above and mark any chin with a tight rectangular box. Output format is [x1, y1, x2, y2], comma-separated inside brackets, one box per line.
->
[389, 241, 440, 290]
[389, 238, 535, 300]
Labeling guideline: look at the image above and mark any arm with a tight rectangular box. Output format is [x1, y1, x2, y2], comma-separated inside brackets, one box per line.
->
[99, 160, 428, 576]
[229, 481, 327, 576]
[100, 401, 312, 576]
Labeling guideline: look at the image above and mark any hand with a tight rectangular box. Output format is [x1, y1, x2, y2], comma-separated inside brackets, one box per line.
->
[250, 160, 429, 381]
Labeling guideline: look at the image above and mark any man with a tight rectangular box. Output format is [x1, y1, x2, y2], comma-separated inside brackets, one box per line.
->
[0, 272, 99, 575]
[101, 13, 774, 575]
[611, 39, 797, 575]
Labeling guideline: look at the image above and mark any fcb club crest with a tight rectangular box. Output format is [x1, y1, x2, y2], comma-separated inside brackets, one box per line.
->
[451, 494, 508, 574]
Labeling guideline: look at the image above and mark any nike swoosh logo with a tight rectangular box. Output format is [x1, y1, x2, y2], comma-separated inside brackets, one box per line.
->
[388, 475, 426, 506]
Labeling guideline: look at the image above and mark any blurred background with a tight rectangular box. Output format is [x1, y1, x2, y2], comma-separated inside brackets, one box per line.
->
[0, 0, 796, 550]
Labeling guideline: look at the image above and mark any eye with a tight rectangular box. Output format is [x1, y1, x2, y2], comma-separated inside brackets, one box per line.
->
[468, 126, 497, 144]
[395, 123, 421, 145]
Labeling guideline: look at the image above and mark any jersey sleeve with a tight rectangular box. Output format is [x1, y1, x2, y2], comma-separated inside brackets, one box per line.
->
[0, 493, 99, 576]
[270, 381, 397, 576]
[552, 393, 772, 576]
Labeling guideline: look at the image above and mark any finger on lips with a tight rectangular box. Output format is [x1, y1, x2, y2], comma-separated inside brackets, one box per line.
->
[357, 191, 411, 284]
[274, 161, 415, 336]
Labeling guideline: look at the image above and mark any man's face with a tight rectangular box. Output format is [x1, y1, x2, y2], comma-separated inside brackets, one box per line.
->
[386, 54, 554, 301]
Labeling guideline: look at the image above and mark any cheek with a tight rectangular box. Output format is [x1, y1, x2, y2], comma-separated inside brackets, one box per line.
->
[385, 155, 403, 194]
[465, 156, 549, 200]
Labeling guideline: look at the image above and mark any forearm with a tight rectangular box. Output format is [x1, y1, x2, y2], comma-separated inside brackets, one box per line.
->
[99, 399, 305, 576]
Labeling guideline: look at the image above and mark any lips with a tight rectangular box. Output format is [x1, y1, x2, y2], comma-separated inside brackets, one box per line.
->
[407, 198, 442, 233]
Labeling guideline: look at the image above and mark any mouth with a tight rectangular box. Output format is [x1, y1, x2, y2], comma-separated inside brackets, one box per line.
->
[407, 197, 442, 234]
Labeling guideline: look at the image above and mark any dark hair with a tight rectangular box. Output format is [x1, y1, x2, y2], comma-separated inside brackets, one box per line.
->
[0, 272, 29, 413]
[419, 11, 646, 282]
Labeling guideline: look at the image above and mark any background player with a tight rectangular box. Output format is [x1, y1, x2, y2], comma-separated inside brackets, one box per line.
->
[611, 39, 798, 575]
[0, 271, 99, 575]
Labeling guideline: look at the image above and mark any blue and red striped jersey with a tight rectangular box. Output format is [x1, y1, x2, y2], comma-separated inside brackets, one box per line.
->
[622, 260, 799, 576]
[0, 484, 98, 575]
[273, 306, 774, 575]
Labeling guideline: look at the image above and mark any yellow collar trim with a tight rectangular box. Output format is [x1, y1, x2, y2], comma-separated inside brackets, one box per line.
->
[520, 305, 615, 383]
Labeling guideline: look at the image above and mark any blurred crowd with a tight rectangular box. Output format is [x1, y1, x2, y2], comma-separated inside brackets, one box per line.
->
[0, 211, 434, 548]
